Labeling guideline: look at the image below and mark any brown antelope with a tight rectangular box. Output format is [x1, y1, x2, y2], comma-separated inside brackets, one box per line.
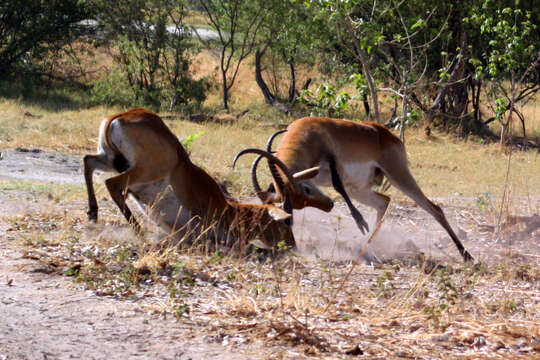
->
[234, 116, 473, 262]
[83, 108, 298, 250]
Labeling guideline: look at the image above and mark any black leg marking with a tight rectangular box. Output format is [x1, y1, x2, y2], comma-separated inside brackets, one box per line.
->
[113, 154, 130, 173]
[283, 192, 293, 226]
[328, 156, 370, 234]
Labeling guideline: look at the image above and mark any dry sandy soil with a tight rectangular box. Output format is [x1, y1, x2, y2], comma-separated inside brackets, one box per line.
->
[0, 148, 539, 359]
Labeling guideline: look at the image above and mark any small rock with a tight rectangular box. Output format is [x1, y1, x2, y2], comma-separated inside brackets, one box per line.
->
[23, 111, 43, 118]
[344, 344, 363, 355]
[431, 334, 450, 342]
[15, 147, 42, 153]
[394, 350, 412, 358]
[29, 264, 56, 274]
[472, 335, 487, 348]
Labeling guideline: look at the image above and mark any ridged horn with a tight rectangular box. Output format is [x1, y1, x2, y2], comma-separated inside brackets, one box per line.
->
[234, 152, 268, 201]
[266, 129, 287, 152]
[233, 148, 299, 195]
[265, 130, 287, 196]
[250, 154, 266, 201]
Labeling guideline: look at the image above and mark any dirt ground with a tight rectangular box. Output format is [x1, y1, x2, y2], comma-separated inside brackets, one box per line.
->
[0, 149, 539, 359]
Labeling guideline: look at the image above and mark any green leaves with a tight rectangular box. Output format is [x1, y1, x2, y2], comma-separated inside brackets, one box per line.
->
[182, 131, 206, 152]
[93, 0, 208, 111]
[468, 1, 538, 82]
[0, 0, 92, 78]
[495, 98, 507, 120]
[411, 18, 427, 31]
[299, 84, 352, 117]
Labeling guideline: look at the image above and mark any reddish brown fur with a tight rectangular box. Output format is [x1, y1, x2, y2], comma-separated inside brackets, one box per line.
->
[261, 116, 472, 261]
[276, 117, 402, 172]
[85, 109, 294, 250]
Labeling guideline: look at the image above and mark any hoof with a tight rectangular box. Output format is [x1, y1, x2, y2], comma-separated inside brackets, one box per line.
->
[463, 251, 474, 263]
[130, 221, 143, 236]
[87, 209, 98, 223]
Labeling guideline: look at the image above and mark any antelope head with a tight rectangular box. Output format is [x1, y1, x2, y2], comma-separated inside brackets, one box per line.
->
[238, 201, 295, 250]
[226, 158, 296, 250]
[233, 149, 334, 213]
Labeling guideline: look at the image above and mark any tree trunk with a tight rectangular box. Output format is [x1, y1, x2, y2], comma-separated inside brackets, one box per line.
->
[254, 46, 292, 113]
[500, 123, 507, 145]
[517, 110, 526, 137]
[222, 68, 229, 111]
[363, 98, 370, 118]
[287, 60, 296, 103]
[340, 18, 380, 122]
[254, 47, 275, 106]
[470, 78, 482, 123]
[400, 86, 408, 143]
[361, 60, 380, 122]
[424, 58, 463, 126]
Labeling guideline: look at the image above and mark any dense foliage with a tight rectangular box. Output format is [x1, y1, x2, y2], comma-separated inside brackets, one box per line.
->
[0, 0, 538, 138]
[301, 0, 539, 139]
[90, 0, 209, 111]
[0, 0, 92, 78]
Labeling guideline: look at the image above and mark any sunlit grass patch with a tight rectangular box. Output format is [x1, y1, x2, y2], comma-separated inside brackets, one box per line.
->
[397, 128, 540, 201]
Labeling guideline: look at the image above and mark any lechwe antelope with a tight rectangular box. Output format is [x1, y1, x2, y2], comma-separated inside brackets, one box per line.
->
[83, 108, 297, 250]
[234, 117, 473, 262]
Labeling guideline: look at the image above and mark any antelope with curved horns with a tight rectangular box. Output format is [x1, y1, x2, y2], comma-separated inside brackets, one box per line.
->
[234, 117, 473, 262]
[83, 108, 295, 250]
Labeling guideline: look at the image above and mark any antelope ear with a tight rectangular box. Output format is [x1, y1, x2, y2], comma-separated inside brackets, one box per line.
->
[250, 239, 273, 250]
[267, 206, 292, 221]
[293, 166, 320, 180]
[262, 191, 282, 204]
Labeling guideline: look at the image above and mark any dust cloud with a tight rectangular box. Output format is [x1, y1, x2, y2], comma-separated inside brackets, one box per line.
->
[292, 203, 447, 263]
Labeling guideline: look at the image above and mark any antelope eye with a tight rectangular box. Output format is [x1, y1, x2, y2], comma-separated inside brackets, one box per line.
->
[302, 184, 311, 195]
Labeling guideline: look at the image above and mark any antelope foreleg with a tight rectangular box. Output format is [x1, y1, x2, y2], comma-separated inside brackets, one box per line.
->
[105, 173, 141, 233]
[328, 156, 369, 234]
[83, 153, 112, 223]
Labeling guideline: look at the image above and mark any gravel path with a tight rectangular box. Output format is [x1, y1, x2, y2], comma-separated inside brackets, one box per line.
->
[0, 149, 256, 359]
[0, 148, 82, 185]
[0, 247, 256, 360]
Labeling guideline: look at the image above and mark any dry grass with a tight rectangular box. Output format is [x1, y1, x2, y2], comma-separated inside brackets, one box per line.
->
[1, 96, 538, 200]
[401, 130, 540, 200]
[2, 184, 538, 358]
[519, 98, 540, 137]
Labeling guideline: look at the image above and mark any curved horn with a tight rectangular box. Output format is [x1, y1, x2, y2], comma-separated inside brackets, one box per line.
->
[250, 154, 265, 200]
[265, 130, 287, 197]
[266, 129, 287, 152]
[246, 129, 287, 201]
[265, 130, 293, 224]
[233, 148, 299, 195]
[233, 152, 269, 201]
